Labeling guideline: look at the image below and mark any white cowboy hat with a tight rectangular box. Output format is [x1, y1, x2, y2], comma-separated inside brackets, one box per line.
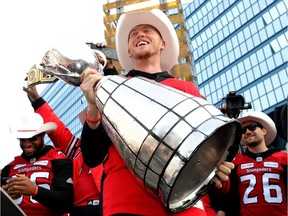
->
[116, 9, 179, 72]
[11, 113, 57, 139]
[237, 111, 277, 145]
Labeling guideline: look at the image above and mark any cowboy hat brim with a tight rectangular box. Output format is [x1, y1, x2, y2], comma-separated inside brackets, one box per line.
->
[238, 111, 277, 145]
[10, 113, 57, 139]
[116, 9, 179, 72]
[15, 122, 57, 139]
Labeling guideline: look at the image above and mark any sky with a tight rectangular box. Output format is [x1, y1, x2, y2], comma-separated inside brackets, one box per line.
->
[0, 0, 106, 169]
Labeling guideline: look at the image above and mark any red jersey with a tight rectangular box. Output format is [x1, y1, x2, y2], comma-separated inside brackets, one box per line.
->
[1, 146, 73, 216]
[226, 149, 287, 216]
[104, 145, 210, 215]
[81, 71, 215, 216]
[34, 99, 102, 215]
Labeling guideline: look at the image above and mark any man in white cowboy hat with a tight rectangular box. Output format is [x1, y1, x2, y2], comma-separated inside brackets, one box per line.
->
[79, 9, 234, 216]
[217, 111, 287, 216]
[1, 113, 74, 216]
[22, 84, 106, 216]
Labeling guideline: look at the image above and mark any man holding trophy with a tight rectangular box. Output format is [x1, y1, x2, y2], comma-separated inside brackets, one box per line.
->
[22, 44, 118, 216]
[77, 9, 238, 216]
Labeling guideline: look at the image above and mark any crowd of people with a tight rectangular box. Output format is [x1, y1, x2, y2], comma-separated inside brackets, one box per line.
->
[1, 9, 287, 216]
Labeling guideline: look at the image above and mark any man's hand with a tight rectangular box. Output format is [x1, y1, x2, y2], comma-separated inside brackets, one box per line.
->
[4, 174, 37, 199]
[2, 183, 22, 199]
[95, 43, 106, 49]
[23, 86, 40, 101]
[80, 68, 103, 129]
[214, 161, 234, 188]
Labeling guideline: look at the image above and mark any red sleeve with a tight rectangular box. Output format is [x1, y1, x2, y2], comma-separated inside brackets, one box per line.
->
[36, 102, 76, 156]
[211, 178, 231, 196]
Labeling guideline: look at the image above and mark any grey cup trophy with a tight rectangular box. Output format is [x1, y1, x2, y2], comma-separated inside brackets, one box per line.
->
[37, 42, 106, 86]
[94, 75, 241, 213]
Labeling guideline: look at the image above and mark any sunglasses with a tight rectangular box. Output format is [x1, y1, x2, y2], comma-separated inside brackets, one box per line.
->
[241, 123, 263, 134]
[19, 136, 39, 143]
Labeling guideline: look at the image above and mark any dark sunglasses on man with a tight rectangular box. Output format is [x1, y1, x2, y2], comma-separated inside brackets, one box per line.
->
[241, 123, 263, 134]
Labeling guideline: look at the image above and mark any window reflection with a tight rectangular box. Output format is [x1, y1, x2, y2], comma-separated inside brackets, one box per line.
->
[240, 73, 248, 86]
[260, 95, 269, 110]
[274, 88, 285, 103]
[278, 69, 288, 85]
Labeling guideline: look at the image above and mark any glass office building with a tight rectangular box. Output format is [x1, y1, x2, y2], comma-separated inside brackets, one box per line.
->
[40, 81, 86, 144]
[183, 0, 287, 115]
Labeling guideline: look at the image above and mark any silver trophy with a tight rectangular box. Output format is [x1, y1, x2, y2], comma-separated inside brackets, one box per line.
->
[37, 43, 106, 86]
[95, 75, 241, 213]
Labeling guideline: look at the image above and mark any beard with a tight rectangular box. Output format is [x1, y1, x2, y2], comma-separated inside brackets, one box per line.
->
[242, 136, 261, 148]
[130, 44, 159, 60]
[134, 49, 154, 59]
[137, 53, 151, 59]
[245, 141, 259, 148]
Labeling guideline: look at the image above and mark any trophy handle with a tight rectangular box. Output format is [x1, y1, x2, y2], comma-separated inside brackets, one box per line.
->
[93, 49, 107, 69]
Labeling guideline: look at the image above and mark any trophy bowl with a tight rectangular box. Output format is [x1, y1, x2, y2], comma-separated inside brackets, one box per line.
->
[37, 42, 106, 86]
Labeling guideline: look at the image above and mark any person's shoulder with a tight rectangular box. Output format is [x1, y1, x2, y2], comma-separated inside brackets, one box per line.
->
[272, 150, 287, 164]
[161, 78, 203, 97]
[47, 147, 69, 160]
[232, 153, 247, 165]
[6, 155, 24, 166]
